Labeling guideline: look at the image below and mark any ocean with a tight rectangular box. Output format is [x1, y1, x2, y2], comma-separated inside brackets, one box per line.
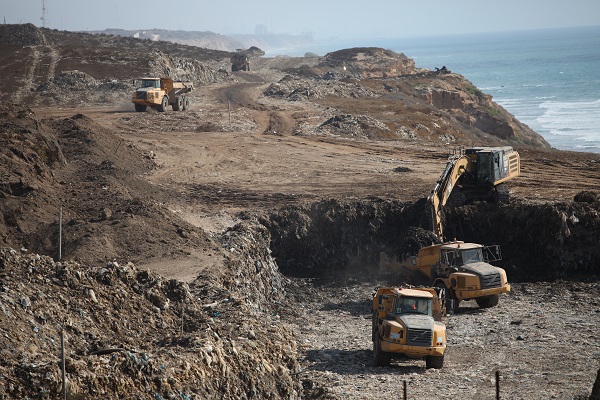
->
[267, 26, 600, 153]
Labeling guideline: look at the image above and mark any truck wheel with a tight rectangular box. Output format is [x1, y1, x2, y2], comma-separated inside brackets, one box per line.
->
[173, 97, 183, 111]
[134, 104, 147, 112]
[426, 355, 444, 369]
[476, 294, 499, 308]
[373, 338, 391, 367]
[158, 96, 169, 112]
[183, 97, 190, 110]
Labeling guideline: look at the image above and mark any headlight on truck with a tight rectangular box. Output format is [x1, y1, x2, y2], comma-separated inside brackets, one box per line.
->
[389, 330, 404, 342]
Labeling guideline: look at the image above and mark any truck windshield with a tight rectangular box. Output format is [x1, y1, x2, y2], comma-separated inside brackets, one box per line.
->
[141, 80, 160, 88]
[443, 248, 484, 266]
[395, 297, 432, 316]
[460, 248, 483, 264]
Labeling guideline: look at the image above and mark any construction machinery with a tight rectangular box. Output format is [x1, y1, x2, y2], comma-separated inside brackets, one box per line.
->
[417, 147, 517, 311]
[381, 146, 517, 311]
[372, 286, 446, 368]
[230, 52, 250, 72]
[429, 146, 520, 241]
[230, 46, 264, 72]
[400, 240, 510, 312]
[131, 77, 193, 112]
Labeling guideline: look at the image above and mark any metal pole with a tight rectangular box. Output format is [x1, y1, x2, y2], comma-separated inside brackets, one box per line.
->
[403, 380, 407, 400]
[61, 330, 66, 400]
[181, 302, 185, 334]
[59, 207, 62, 261]
[496, 370, 500, 400]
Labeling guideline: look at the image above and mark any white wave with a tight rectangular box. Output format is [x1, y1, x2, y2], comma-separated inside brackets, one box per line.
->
[480, 86, 506, 91]
[536, 99, 600, 151]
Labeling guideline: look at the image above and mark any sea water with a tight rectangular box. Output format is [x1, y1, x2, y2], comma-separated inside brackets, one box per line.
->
[267, 26, 600, 153]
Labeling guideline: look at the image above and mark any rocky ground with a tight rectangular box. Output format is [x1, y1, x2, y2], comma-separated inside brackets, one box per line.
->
[1, 24, 599, 399]
[284, 277, 599, 399]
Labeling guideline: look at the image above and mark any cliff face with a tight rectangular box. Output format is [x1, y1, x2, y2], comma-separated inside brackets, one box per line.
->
[280, 47, 549, 148]
[417, 74, 548, 146]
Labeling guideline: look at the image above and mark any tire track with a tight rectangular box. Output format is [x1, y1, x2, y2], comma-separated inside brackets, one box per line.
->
[14, 46, 40, 103]
[14, 27, 59, 103]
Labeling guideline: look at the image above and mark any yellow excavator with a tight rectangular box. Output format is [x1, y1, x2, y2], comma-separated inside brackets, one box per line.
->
[429, 146, 520, 241]
[381, 146, 520, 312]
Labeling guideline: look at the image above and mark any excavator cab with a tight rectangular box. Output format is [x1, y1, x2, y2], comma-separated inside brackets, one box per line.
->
[465, 147, 516, 186]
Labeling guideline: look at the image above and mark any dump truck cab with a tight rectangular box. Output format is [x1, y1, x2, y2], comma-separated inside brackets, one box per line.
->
[415, 241, 510, 311]
[372, 287, 446, 369]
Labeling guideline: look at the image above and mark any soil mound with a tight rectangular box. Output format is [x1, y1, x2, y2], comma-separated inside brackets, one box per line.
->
[0, 240, 300, 399]
[318, 47, 416, 78]
[0, 23, 46, 46]
[0, 105, 212, 269]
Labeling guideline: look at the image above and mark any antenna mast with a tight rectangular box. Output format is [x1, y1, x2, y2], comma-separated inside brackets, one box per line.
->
[41, 0, 47, 28]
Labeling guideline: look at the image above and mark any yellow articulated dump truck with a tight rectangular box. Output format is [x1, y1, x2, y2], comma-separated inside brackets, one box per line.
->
[372, 287, 446, 369]
[131, 77, 193, 112]
[402, 240, 510, 312]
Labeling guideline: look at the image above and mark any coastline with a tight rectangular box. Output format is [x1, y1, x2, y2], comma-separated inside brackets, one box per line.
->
[266, 26, 600, 153]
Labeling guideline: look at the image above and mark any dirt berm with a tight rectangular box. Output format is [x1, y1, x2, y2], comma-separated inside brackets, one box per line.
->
[0, 24, 599, 399]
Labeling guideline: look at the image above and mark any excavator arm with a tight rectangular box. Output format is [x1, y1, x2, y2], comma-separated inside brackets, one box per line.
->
[428, 155, 470, 241]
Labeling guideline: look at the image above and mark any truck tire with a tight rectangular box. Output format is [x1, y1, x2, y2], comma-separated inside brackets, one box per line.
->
[173, 97, 183, 111]
[158, 96, 169, 112]
[134, 104, 147, 112]
[183, 97, 190, 110]
[476, 294, 499, 308]
[373, 337, 391, 367]
[426, 355, 444, 369]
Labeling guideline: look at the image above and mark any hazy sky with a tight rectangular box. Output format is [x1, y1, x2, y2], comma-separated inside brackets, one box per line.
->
[3, 0, 600, 39]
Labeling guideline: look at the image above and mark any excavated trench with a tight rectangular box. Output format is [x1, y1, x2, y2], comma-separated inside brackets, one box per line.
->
[260, 195, 600, 283]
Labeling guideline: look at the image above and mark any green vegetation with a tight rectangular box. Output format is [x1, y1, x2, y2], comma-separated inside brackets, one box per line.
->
[485, 106, 505, 120]
[465, 85, 485, 99]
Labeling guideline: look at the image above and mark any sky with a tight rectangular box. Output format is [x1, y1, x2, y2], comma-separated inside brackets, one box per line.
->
[2, 0, 600, 40]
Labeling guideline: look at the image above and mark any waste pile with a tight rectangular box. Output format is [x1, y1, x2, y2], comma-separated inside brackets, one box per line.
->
[263, 74, 376, 102]
[318, 114, 391, 139]
[36, 70, 132, 105]
[0, 221, 301, 399]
